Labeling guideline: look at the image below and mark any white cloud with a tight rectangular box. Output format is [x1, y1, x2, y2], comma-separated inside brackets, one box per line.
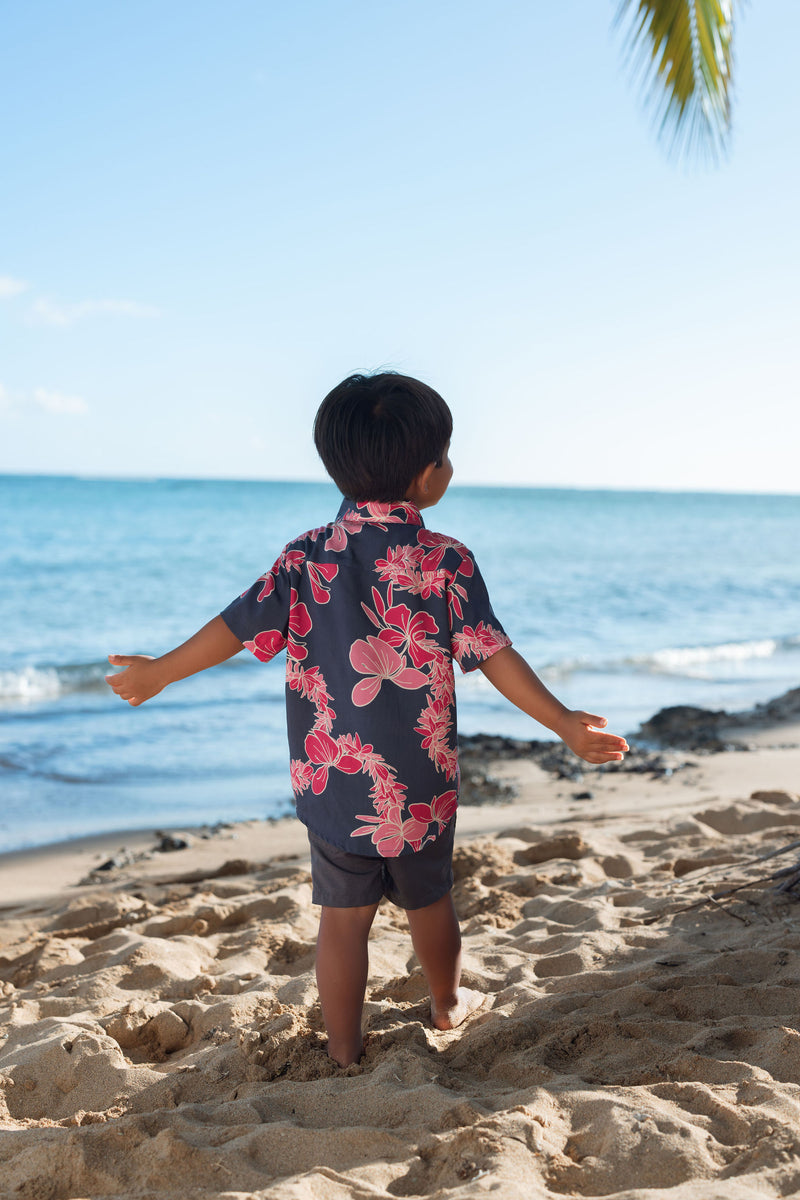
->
[0, 276, 27, 299]
[31, 297, 161, 326]
[32, 388, 89, 416]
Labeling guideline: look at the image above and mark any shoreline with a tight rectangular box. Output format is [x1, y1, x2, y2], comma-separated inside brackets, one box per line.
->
[2, 690, 798, 911]
[3, 685, 797, 847]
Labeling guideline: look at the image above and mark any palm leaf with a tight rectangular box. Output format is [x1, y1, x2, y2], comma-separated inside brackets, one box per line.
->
[616, 0, 735, 160]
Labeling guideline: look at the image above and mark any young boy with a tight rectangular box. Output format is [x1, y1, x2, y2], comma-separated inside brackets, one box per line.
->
[106, 371, 628, 1067]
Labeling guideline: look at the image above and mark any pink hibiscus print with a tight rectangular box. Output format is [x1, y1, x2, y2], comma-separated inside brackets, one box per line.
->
[286, 589, 312, 659]
[255, 573, 276, 602]
[447, 580, 469, 622]
[244, 628, 286, 662]
[324, 513, 364, 552]
[349, 634, 428, 707]
[408, 790, 458, 832]
[284, 549, 306, 573]
[351, 814, 430, 857]
[417, 530, 474, 576]
[383, 604, 439, 667]
[304, 730, 363, 795]
[307, 560, 338, 604]
[361, 587, 440, 668]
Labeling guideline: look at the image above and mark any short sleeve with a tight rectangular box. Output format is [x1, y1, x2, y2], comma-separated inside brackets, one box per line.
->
[448, 550, 512, 672]
[221, 552, 292, 664]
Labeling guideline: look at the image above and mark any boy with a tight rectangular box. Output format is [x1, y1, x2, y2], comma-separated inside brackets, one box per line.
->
[106, 372, 628, 1067]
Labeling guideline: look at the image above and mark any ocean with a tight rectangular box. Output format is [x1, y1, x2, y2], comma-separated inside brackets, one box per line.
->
[1, 475, 798, 853]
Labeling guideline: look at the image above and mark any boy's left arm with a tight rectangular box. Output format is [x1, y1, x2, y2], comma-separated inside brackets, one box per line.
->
[478, 646, 628, 764]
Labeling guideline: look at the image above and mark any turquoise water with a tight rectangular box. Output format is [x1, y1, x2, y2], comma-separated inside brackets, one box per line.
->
[1, 475, 799, 851]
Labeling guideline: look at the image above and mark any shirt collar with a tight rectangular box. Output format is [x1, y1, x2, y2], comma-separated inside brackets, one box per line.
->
[335, 498, 425, 528]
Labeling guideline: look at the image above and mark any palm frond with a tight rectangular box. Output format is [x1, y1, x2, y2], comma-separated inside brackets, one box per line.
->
[616, 0, 735, 161]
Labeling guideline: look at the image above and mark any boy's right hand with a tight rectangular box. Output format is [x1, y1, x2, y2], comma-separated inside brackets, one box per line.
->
[105, 655, 165, 706]
[557, 710, 629, 765]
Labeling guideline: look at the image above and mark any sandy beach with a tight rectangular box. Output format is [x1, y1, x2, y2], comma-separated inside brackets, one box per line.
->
[3, 698, 800, 1199]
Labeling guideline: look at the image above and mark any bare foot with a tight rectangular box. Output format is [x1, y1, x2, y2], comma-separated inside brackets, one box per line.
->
[431, 987, 486, 1031]
[326, 1038, 363, 1067]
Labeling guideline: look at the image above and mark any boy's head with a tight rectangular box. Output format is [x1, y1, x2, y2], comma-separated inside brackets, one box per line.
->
[313, 372, 453, 503]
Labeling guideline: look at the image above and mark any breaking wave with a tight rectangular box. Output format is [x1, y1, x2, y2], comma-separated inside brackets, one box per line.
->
[0, 662, 115, 702]
[539, 634, 800, 682]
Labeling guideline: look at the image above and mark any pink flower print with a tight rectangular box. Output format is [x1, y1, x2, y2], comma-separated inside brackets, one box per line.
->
[286, 661, 336, 732]
[374, 545, 425, 589]
[304, 730, 363, 794]
[373, 547, 448, 599]
[383, 604, 439, 668]
[452, 622, 511, 666]
[349, 634, 428, 707]
[337, 731, 374, 759]
[414, 696, 457, 778]
[362, 501, 402, 525]
[361, 584, 390, 630]
[417, 530, 473, 575]
[244, 629, 286, 662]
[287, 589, 312, 660]
[307, 561, 338, 604]
[284, 549, 305, 573]
[336, 504, 391, 532]
[409, 790, 458, 831]
[351, 814, 430, 856]
[325, 513, 363, 551]
[255, 573, 276, 602]
[447, 580, 469, 622]
[416, 574, 447, 599]
[290, 758, 314, 795]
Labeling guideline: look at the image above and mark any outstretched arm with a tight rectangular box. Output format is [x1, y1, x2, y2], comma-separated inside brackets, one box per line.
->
[478, 646, 628, 764]
[105, 615, 244, 707]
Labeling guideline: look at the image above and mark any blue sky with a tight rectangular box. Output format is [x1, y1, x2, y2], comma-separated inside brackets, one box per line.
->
[1, 1, 797, 491]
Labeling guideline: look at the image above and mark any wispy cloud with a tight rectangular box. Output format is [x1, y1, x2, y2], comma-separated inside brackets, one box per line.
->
[0, 276, 28, 299]
[32, 387, 90, 416]
[31, 297, 161, 326]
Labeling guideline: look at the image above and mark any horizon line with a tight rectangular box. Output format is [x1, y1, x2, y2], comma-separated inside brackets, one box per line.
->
[1, 469, 799, 500]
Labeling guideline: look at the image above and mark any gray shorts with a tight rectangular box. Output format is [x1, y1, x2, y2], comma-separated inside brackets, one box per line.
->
[307, 819, 455, 910]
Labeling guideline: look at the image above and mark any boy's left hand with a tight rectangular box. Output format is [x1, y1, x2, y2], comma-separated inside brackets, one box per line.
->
[105, 654, 165, 706]
[557, 711, 629, 764]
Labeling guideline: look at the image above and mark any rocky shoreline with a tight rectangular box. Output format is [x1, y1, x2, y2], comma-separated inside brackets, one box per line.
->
[458, 685, 800, 803]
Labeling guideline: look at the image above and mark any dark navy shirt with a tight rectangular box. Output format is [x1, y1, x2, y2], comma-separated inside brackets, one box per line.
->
[221, 498, 511, 857]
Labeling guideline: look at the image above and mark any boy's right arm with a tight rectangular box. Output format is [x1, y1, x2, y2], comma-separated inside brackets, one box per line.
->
[478, 646, 628, 764]
[105, 615, 244, 706]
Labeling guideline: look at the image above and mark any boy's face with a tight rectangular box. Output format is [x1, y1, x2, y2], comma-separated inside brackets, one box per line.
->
[409, 441, 453, 509]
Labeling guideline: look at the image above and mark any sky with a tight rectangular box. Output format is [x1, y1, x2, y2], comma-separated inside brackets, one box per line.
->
[1, 1, 798, 492]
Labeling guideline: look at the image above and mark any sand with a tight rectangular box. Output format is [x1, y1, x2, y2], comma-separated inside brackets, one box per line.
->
[2, 714, 800, 1199]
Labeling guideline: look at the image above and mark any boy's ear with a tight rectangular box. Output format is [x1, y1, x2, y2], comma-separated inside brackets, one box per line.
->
[405, 461, 436, 503]
[416, 461, 438, 494]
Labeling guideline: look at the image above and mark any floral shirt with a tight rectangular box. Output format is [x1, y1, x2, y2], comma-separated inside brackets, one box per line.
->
[221, 498, 511, 858]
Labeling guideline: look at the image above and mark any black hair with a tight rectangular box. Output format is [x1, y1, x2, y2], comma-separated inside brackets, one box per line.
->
[313, 372, 452, 502]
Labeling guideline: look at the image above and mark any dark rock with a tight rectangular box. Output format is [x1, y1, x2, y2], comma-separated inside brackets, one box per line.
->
[457, 734, 691, 789]
[755, 687, 800, 722]
[95, 848, 135, 872]
[633, 686, 800, 752]
[154, 832, 191, 853]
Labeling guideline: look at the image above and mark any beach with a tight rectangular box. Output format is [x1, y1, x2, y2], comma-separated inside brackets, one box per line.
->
[2, 694, 800, 1198]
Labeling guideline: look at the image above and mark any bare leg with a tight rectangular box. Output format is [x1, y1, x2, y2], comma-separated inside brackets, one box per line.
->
[405, 892, 484, 1030]
[316, 902, 379, 1066]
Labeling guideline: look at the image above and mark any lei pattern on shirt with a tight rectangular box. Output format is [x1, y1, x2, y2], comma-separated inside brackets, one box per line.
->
[224, 500, 511, 857]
